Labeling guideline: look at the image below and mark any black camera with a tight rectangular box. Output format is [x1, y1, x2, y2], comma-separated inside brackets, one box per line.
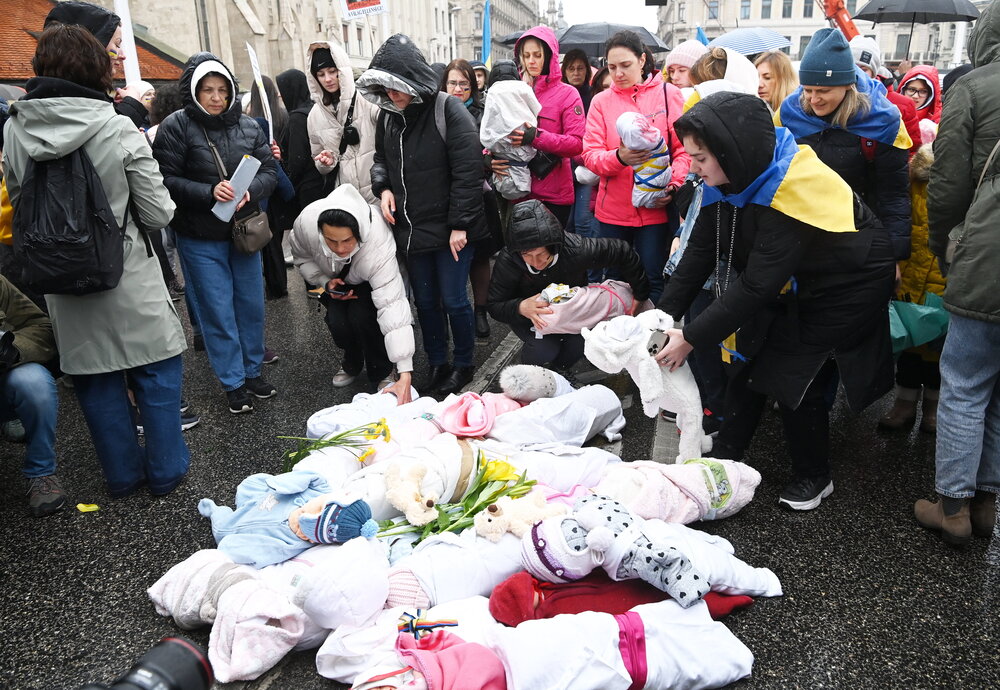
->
[342, 124, 361, 147]
[79, 637, 213, 690]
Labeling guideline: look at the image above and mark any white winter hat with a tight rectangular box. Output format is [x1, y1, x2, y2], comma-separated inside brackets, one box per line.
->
[849, 36, 883, 77]
[664, 39, 709, 69]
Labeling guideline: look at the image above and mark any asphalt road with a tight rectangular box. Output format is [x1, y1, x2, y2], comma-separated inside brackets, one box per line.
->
[1, 271, 998, 689]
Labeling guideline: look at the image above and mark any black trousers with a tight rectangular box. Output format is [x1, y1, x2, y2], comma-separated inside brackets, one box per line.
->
[511, 319, 585, 369]
[895, 350, 941, 390]
[322, 282, 392, 383]
[712, 360, 838, 480]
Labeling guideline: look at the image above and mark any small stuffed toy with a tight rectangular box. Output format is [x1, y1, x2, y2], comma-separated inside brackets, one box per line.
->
[474, 490, 568, 543]
[499, 364, 575, 402]
[384, 463, 440, 526]
[582, 310, 710, 462]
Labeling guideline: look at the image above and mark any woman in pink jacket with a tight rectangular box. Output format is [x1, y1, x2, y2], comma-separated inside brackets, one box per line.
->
[583, 30, 690, 301]
[492, 25, 585, 227]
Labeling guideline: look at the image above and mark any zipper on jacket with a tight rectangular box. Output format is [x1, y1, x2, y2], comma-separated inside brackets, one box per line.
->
[398, 119, 415, 254]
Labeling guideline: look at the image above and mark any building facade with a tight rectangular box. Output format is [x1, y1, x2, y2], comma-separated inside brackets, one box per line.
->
[656, 0, 981, 69]
[452, 0, 539, 64]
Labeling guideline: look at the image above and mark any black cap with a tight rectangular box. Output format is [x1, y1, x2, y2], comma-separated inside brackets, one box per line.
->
[311, 48, 335, 75]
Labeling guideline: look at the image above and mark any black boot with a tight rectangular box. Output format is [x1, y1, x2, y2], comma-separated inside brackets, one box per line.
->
[475, 306, 491, 339]
[422, 363, 453, 394]
[437, 366, 476, 396]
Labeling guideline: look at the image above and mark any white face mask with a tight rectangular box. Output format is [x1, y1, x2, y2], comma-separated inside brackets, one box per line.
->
[321, 237, 361, 264]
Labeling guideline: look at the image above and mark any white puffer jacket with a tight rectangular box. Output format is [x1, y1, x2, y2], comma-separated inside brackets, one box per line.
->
[290, 184, 414, 373]
[306, 40, 380, 203]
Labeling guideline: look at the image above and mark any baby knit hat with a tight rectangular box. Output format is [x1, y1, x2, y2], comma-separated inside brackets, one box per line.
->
[799, 28, 856, 86]
[297, 497, 378, 544]
[849, 35, 883, 77]
[663, 39, 709, 70]
[520, 514, 615, 584]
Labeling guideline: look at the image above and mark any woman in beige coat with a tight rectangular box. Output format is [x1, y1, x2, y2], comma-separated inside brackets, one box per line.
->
[306, 41, 379, 203]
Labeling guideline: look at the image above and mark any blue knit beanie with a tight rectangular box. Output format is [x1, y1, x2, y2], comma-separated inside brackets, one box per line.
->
[297, 497, 379, 544]
[799, 28, 856, 86]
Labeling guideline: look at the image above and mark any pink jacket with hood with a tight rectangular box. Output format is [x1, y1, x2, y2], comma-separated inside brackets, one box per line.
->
[583, 71, 690, 227]
[514, 26, 586, 206]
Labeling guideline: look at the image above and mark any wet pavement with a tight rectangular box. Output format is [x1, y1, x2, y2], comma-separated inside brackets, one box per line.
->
[1, 271, 998, 689]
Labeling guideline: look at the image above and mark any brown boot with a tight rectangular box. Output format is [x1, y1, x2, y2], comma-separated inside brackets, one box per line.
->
[914, 497, 971, 546]
[919, 388, 938, 435]
[970, 491, 997, 538]
[878, 386, 919, 430]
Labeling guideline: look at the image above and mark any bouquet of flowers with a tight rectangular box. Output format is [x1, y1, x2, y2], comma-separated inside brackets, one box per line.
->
[279, 418, 390, 473]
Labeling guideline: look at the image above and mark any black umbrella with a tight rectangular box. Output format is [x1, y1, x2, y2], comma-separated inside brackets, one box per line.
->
[555, 23, 670, 57]
[853, 0, 980, 57]
[499, 30, 526, 46]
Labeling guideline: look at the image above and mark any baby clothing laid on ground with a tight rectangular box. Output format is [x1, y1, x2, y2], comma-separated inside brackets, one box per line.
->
[147, 549, 258, 630]
[199, 472, 334, 568]
[595, 458, 761, 522]
[522, 495, 782, 604]
[534, 280, 651, 336]
[306, 391, 432, 439]
[583, 310, 710, 462]
[480, 80, 542, 200]
[499, 364, 575, 402]
[488, 384, 626, 446]
[616, 111, 672, 208]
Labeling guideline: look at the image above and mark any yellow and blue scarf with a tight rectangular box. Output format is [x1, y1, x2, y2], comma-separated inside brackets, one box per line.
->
[701, 126, 857, 234]
[776, 68, 911, 150]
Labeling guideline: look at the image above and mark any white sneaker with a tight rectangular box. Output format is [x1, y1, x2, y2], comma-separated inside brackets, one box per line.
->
[332, 369, 358, 388]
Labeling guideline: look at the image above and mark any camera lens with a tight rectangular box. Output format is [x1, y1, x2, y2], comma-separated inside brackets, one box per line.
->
[110, 637, 213, 690]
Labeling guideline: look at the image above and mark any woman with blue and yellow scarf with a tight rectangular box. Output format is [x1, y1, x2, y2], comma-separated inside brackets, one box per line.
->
[655, 92, 895, 512]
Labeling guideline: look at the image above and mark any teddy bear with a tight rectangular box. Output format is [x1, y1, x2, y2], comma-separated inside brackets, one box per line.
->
[499, 364, 575, 402]
[384, 463, 440, 526]
[474, 490, 569, 542]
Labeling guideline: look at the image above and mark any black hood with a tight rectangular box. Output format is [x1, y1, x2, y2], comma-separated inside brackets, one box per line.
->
[276, 69, 312, 112]
[20, 76, 112, 104]
[180, 52, 241, 128]
[357, 34, 439, 113]
[488, 60, 520, 88]
[507, 200, 565, 252]
[44, 1, 120, 47]
[674, 92, 776, 194]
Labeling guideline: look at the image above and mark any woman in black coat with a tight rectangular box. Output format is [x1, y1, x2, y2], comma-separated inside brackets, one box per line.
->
[489, 200, 650, 374]
[152, 53, 278, 414]
[276, 68, 326, 208]
[656, 92, 895, 512]
[358, 34, 486, 397]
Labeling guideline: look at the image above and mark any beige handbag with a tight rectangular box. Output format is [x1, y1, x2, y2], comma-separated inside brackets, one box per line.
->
[202, 126, 272, 254]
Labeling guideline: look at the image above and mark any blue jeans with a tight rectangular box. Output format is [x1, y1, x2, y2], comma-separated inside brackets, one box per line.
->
[598, 221, 669, 303]
[74, 355, 189, 496]
[934, 314, 1000, 499]
[175, 235, 265, 390]
[0, 363, 57, 478]
[407, 246, 475, 368]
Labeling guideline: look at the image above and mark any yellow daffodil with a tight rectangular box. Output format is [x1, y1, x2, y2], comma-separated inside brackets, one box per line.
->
[364, 418, 391, 442]
[358, 446, 376, 463]
[482, 460, 519, 483]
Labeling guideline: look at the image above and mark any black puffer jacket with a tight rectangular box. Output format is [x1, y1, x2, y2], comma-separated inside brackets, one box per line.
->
[661, 93, 895, 411]
[360, 35, 485, 255]
[488, 200, 650, 325]
[152, 53, 277, 242]
[795, 127, 910, 260]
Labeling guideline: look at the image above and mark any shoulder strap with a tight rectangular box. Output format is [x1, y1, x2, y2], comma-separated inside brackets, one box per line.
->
[976, 137, 1000, 190]
[434, 92, 448, 142]
[661, 83, 673, 154]
[200, 124, 228, 180]
[338, 92, 359, 156]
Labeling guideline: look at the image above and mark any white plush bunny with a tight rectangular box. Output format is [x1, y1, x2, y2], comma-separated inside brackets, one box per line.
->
[582, 310, 711, 462]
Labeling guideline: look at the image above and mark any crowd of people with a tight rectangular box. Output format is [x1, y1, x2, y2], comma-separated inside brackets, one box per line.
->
[0, 0, 997, 550]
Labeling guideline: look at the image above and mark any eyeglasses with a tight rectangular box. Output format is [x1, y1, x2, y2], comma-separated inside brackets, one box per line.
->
[446, 80, 471, 91]
[903, 86, 930, 97]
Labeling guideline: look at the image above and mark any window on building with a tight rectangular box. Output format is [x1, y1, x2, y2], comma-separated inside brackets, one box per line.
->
[799, 35, 811, 58]
[782, 0, 793, 18]
[678, 2, 687, 23]
[762, 0, 772, 19]
[803, 0, 813, 18]
[357, 26, 363, 49]
[740, 0, 751, 20]
[342, 23, 349, 50]
[474, 46, 483, 61]
[781, 37, 791, 54]
[708, 0, 719, 19]
[894, 32, 910, 59]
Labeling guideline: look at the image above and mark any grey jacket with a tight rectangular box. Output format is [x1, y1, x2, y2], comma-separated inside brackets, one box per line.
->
[3, 82, 184, 374]
[928, 1, 1000, 323]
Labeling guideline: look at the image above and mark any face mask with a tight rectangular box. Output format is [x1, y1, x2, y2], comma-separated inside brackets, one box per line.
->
[322, 239, 361, 264]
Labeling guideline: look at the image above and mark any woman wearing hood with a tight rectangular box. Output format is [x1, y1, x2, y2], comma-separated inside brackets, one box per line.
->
[778, 29, 912, 266]
[4, 25, 189, 498]
[898, 65, 942, 125]
[357, 34, 487, 397]
[583, 30, 691, 303]
[491, 26, 586, 226]
[276, 69, 325, 208]
[655, 92, 895, 512]
[152, 53, 278, 415]
[289, 184, 415, 402]
[306, 41, 380, 204]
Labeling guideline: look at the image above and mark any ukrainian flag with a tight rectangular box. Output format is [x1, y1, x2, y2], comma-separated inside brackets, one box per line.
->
[776, 67, 912, 151]
[482, 0, 492, 69]
[701, 127, 858, 234]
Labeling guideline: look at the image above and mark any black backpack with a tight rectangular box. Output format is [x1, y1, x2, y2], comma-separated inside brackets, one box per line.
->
[13, 146, 128, 296]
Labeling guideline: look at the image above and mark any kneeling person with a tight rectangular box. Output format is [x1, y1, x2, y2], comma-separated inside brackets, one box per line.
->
[290, 184, 415, 403]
